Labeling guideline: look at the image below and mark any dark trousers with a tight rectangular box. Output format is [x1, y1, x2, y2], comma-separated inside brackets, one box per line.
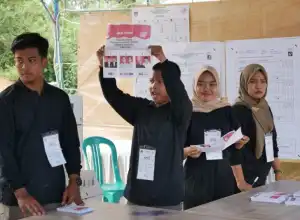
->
[184, 160, 235, 210]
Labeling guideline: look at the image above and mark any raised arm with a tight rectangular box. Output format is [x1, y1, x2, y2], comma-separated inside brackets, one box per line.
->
[150, 45, 192, 126]
[160, 60, 192, 125]
[97, 47, 149, 125]
[99, 67, 148, 125]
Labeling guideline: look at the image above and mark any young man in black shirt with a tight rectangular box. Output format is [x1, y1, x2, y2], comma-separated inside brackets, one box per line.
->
[0, 33, 83, 220]
[97, 45, 192, 210]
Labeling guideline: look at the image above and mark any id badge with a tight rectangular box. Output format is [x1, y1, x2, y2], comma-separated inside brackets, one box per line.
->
[137, 145, 156, 181]
[265, 133, 274, 162]
[42, 131, 66, 167]
[204, 130, 223, 160]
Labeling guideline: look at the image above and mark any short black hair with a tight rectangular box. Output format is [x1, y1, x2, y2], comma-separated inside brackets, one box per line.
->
[11, 32, 49, 58]
[152, 61, 181, 77]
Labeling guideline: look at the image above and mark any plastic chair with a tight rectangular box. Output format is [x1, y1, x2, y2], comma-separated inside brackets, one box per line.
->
[82, 136, 125, 203]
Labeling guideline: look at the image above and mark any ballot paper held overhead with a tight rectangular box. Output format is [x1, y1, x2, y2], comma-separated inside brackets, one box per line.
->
[104, 24, 152, 78]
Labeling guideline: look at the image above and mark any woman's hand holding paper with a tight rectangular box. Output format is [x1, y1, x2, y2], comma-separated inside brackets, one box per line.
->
[235, 136, 249, 150]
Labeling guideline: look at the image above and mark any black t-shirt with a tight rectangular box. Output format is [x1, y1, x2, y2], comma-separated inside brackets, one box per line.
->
[232, 104, 278, 176]
[184, 106, 242, 177]
[99, 60, 192, 206]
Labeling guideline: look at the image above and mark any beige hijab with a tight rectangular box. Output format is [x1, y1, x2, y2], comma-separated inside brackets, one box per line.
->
[192, 65, 230, 112]
[235, 64, 274, 159]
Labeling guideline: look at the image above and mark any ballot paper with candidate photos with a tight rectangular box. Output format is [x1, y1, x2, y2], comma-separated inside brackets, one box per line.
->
[196, 128, 244, 152]
[104, 23, 152, 78]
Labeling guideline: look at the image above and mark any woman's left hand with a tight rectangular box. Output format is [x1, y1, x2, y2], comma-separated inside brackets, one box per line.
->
[235, 136, 249, 149]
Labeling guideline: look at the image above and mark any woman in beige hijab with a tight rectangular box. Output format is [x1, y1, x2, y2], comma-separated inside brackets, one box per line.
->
[233, 64, 281, 190]
[183, 66, 249, 210]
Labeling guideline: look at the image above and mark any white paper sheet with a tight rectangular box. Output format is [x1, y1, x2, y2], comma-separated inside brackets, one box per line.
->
[225, 37, 300, 160]
[204, 130, 223, 160]
[163, 42, 226, 98]
[136, 148, 156, 181]
[251, 192, 290, 204]
[196, 143, 223, 153]
[43, 133, 66, 167]
[104, 24, 152, 78]
[196, 128, 243, 153]
[132, 5, 189, 44]
[134, 77, 152, 100]
[223, 127, 244, 150]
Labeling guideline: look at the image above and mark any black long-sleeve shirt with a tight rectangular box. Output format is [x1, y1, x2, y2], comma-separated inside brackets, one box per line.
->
[99, 60, 192, 206]
[232, 104, 278, 179]
[184, 107, 242, 175]
[0, 80, 81, 206]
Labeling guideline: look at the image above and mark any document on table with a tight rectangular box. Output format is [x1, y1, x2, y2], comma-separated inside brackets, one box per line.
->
[225, 37, 300, 160]
[285, 197, 300, 206]
[132, 5, 190, 44]
[104, 24, 152, 78]
[292, 190, 300, 197]
[250, 191, 290, 204]
[57, 205, 93, 215]
[134, 42, 225, 99]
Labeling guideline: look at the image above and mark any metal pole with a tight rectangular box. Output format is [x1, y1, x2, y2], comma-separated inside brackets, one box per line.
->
[53, 0, 64, 89]
[40, 0, 55, 23]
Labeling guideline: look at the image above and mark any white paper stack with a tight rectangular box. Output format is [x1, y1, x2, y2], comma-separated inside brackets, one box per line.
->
[57, 205, 93, 215]
[285, 197, 300, 206]
[292, 190, 300, 197]
[250, 192, 290, 204]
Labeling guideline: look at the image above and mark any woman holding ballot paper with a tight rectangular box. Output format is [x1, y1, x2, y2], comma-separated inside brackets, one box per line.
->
[183, 66, 250, 210]
[233, 64, 281, 190]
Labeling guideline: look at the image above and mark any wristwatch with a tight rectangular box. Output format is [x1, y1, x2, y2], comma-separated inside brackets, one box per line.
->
[274, 169, 283, 174]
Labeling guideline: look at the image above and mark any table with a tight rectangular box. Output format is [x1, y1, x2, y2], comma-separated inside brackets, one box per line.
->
[23, 199, 250, 220]
[187, 180, 300, 220]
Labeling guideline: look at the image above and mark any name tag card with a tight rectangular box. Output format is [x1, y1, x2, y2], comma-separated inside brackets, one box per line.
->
[137, 145, 156, 181]
[265, 133, 274, 162]
[42, 131, 66, 167]
[205, 130, 223, 160]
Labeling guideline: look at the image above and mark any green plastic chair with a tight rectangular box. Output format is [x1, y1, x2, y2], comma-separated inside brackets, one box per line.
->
[82, 136, 125, 203]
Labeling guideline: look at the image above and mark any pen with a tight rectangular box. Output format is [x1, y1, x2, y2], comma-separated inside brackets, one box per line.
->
[252, 177, 259, 186]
